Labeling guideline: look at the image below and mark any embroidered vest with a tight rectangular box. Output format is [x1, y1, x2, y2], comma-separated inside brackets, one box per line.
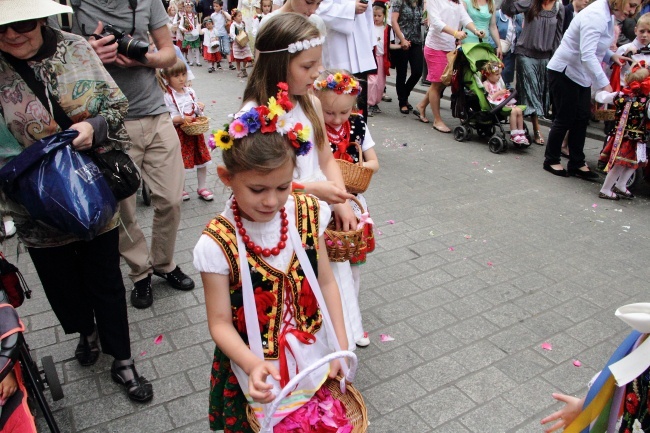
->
[328, 114, 367, 164]
[614, 94, 648, 141]
[202, 193, 323, 359]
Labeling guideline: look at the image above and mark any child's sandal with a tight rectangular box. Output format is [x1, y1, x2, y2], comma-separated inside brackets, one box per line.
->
[197, 188, 214, 201]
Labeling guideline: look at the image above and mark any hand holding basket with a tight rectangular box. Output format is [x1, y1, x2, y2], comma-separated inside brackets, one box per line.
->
[248, 350, 368, 433]
[324, 197, 366, 262]
[180, 116, 210, 135]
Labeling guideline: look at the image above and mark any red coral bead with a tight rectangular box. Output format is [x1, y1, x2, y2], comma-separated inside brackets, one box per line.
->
[281, 219, 289, 226]
[278, 241, 286, 249]
[236, 221, 243, 229]
[254, 246, 263, 255]
[262, 248, 271, 257]
[271, 247, 280, 256]
[280, 227, 288, 234]
[242, 235, 250, 243]
[247, 242, 255, 250]
[280, 234, 288, 241]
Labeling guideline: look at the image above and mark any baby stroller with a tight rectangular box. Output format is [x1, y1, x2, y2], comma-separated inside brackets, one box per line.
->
[0, 293, 63, 432]
[450, 42, 532, 153]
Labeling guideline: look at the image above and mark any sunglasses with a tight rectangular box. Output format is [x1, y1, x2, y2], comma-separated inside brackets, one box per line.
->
[0, 19, 39, 34]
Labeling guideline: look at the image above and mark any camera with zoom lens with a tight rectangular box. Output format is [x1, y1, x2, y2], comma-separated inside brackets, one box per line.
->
[99, 24, 149, 62]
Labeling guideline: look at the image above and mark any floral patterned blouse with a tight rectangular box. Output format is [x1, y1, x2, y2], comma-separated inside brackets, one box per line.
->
[393, 0, 424, 45]
[0, 27, 129, 247]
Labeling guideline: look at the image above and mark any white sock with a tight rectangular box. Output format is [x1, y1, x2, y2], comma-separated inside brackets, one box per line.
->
[615, 167, 635, 191]
[600, 165, 623, 195]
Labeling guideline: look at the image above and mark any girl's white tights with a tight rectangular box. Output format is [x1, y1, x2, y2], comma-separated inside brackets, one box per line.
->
[190, 48, 200, 64]
[197, 166, 207, 191]
[600, 164, 634, 195]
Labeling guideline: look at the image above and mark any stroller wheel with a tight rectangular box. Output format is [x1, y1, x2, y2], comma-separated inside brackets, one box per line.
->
[488, 136, 506, 154]
[453, 126, 470, 142]
[42, 356, 64, 401]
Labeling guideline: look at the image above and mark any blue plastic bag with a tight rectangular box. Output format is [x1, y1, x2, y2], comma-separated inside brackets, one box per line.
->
[0, 130, 116, 241]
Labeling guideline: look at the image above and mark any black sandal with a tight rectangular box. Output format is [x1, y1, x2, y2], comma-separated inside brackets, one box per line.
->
[111, 361, 154, 403]
[399, 106, 410, 114]
[75, 332, 100, 367]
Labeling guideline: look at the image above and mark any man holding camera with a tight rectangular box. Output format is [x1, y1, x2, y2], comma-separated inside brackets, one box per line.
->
[70, 0, 195, 309]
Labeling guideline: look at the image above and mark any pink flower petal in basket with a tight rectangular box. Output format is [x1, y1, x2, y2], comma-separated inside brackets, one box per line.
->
[380, 334, 395, 342]
[154, 334, 163, 345]
[541, 342, 552, 351]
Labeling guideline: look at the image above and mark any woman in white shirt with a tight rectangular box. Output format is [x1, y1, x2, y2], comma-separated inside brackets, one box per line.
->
[543, 0, 638, 179]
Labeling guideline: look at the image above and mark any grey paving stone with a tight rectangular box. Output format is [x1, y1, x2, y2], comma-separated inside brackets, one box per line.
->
[363, 374, 428, 415]
[151, 291, 199, 315]
[488, 323, 541, 354]
[482, 302, 531, 328]
[410, 386, 476, 429]
[450, 340, 507, 371]
[366, 321, 422, 352]
[521, 311, 574, 338]
[542, 362, 596, 395]
[553, 297, 602, 323]
[459, 397, 527, 433]
[408, 286, 458, 310]
[364, 345, 423, 379]
[440, 275, 488, 298]
[165, 391, 209, 428]
[448, 316, 500, 344]
[502, 377, 557, 415]
[372, 297, 424, 325]
[494, 349, 554, 384]
[153, 345, 211, 378]
[534, 332, 589, 364]
[136, 312, 191, 339]
[409, 356, 470, 392]
[98, 405, 174, 433]
[409, 267, 456, 290]
[478, 282, 524, 305]
[456, 366, 518, 404]
[71, 393, 135, 430]
[168, 322, 212, 349]
[364, 406, 431, 433]
[375, 279, 425, 302]
[407, 330, 464, 361]
[442, 292, 494, 320]
[565, 317, 618, 347]
[404, 307, 457, 336]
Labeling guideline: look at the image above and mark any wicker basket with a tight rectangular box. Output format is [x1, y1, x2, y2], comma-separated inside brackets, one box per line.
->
[336, 142, 374, 194]
[593, 109, 616, 121]
[324, 197, 365, 263]
[180, 116, 210, 135]
[247, 378, 368, 432]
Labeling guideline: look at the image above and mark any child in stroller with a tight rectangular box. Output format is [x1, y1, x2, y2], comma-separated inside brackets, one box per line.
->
[482, 61, 529, 146]
[451, 42, 532, 153]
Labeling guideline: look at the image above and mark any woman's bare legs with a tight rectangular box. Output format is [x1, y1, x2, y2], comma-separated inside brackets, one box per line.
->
[429, 82, 450, 132]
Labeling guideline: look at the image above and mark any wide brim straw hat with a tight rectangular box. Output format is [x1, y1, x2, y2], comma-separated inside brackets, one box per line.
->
[0, 0, 73, 26]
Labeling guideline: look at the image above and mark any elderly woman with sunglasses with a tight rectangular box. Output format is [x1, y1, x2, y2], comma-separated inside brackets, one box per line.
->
[0, 0, 153, 403]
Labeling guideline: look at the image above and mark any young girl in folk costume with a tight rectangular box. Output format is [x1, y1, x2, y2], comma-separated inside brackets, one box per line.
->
[230, 9, 254, 77]
[195, 83, 350, 433]
[594, 61, 650, 200]
[367, 0, 398, 116]
[252, 0, 272, 38]
[178, 1, 203, 66]
[160, 59, 214, 201]
[314, 70, 379, 348]
[243, 13, 366, 349]
[201, 17, 222, 72]
[167, 3, 180, 46]
[481, 61, 529, 145]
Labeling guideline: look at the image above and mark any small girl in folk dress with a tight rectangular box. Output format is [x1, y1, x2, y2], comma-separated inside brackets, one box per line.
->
[160, 59, 214, 201]
[594, 61, 650, 200]
[195, 83, 350, 433]
[229, 9, 253, 78]
[251, 0, 272, 38]
[201, 17, 222, 72]
[367, 1, 398, 116]
[314, 70, 379, 348]
[482, 61, 529, 145]
[178, 1, 202, 66]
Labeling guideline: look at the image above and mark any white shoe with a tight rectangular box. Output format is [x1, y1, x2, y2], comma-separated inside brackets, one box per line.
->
[4, 220, 16, 238]
[355, 332, 370, 348]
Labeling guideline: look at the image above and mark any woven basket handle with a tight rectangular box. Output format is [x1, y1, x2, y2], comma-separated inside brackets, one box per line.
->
[259, 350, 358, 432]
[349, 196, 365, 215]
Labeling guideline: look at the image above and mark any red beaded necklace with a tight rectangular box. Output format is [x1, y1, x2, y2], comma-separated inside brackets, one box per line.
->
[231, 198, 289, 257]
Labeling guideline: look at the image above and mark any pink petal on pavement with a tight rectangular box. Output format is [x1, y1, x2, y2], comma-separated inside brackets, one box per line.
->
[487, 261, 493, 267]
[380, 334, 395, 342]
[386, 220, 395, 224]
[140, 351, 147, 357]
[541, 342, 553, 351]
[592, 204, 598, 208]
[376, 229, 383, 235]
[448, 246, 455, 251]
[154, 334, 163, 345]
[212, 100, 216, 103]
[573, 360, 582, 367]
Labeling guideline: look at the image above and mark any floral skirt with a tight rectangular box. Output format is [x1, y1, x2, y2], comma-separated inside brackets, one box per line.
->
[175, 127, 212, 170]
[600, 136, 640, 170]
[209, 346, 254, 432]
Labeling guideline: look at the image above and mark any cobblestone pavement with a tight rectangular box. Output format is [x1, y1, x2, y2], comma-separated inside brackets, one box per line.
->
[11, 65, 650, 433]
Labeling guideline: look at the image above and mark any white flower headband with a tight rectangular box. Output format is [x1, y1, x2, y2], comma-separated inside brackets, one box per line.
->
[258, 36, 326, 54]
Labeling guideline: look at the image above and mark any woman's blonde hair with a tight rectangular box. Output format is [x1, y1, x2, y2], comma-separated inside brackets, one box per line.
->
[609, 0, 641, 16]
[470, 0, 494, 14]
[243, 13, 325, 150]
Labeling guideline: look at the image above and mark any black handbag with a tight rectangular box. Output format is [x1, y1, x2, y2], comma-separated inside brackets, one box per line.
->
[3, 53, 141, 201]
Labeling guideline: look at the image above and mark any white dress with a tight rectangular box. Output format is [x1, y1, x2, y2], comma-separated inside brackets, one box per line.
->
[237, 99, 365, 349]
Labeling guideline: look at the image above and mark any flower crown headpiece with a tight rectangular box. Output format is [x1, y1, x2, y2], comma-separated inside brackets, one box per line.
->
[257, 36, 326, 54]
[481, 61, 504, 78]
[213, 83, 313, 156]
[313, 72, 362, 95]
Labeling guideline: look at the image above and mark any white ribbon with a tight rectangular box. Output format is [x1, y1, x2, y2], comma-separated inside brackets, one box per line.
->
[609, 303, 650, 386]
